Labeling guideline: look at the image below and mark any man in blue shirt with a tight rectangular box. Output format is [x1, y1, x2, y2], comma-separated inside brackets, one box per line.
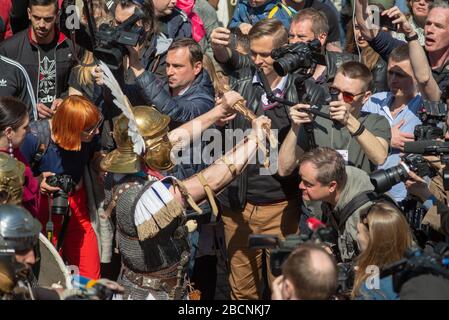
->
[362, 45, 422, 201]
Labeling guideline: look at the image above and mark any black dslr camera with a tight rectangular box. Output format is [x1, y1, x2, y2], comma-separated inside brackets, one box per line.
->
[46, 175, 76, 215]
[414, 100, 447, 140]
[94, 7, 146, 70]
[271, 39, 325, 76]
[380, 242, 449, 294]
[369, 153, 437, 194]
[248, 225, 337, 277]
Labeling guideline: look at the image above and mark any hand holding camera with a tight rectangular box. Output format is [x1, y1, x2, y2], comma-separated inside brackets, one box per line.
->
[45, 174, 76, 216]
[381, 6, 414, 36]
[405, 170, 432, 202]
[290, 104, 313, 128]
[329, 101, 351, 126]
[40, 172, 61, 195]
[211, 27, 231, 48]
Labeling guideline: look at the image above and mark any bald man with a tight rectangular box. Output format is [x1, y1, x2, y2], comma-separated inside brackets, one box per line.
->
[271, 243, 338, 300]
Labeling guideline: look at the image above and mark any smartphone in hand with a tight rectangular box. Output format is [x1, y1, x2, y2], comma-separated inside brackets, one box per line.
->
[379, 15, 397, 31]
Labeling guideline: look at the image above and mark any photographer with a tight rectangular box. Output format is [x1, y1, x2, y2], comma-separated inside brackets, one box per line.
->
[211, 18, 326, 300]
[405, 164, 449, 237]
[271, 243, 337, 300]
[288, 8, 354, 86]
[352, 201, 413, 300]
[296, 147, 376, 261]
[278, 61, 391, 176]
[271, 242, 338, 300]
[20, 95, 104, 280]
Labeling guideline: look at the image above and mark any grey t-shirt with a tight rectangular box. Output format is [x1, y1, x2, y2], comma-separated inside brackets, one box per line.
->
[297, 106, 391, 173]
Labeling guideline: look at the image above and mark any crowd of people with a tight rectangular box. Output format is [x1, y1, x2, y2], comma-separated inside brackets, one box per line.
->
[0, 0, 449, 301]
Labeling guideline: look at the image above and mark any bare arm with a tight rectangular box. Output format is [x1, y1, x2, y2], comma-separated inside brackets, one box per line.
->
[278, 125, 303, 177]
[347, 115, 389, 165]
[211, 27, 233, 64]
[355, 0, 379, 41]
[278, 104, 313, 177]
[383, 6, 441, 101]
[168, 91, 241, 151]
[169, 116, 271, 204]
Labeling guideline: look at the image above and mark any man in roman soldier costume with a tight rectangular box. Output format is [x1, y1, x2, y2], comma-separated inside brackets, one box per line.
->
[98, 62, 273, 300]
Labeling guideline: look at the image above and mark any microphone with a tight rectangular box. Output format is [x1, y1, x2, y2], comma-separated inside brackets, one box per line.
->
[306, 217, 326, 232]
[404, 140, 449, 155]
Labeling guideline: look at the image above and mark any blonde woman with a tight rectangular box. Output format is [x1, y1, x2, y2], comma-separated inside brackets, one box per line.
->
[352, 201, 413, 300]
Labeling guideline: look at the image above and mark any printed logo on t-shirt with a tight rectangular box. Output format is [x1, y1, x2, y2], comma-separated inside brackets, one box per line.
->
[38, 55, 56, 106]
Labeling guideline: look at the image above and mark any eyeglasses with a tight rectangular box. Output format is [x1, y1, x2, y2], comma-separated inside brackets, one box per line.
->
[329, 86, 365, 104]
[82, 114, 104, 136]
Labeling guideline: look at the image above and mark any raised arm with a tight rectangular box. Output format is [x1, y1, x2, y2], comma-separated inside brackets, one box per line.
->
[383, 6, 441, 101]
[170, 116, 272, 204]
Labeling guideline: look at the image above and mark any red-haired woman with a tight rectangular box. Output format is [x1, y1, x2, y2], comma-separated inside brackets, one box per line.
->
[21, 95, 103, 279]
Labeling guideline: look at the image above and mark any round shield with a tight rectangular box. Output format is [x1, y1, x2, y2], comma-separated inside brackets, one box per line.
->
[37, 233, 72, 289]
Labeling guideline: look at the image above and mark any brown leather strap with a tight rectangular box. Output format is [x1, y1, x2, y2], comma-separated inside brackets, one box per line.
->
[102, 181, 141, 219]
[196, 172, 219, 220]
[172, 179, 203, 214]
[219, 155, 237, 177]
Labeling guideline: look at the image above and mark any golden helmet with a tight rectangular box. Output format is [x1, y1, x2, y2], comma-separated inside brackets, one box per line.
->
[101, 106, 173, 173]
[0, 153, 25, 205]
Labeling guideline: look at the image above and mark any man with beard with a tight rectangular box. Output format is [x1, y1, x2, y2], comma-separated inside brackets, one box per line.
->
[0, 0, 75, 121]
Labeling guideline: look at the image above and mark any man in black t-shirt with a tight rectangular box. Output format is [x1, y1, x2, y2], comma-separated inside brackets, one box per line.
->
[212, 18, 327, 300]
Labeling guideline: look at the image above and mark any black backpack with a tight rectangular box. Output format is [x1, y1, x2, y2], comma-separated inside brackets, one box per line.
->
[29, 119, 51, 175]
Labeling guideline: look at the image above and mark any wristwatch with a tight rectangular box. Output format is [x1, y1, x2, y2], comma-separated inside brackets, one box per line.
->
[405, 33, 419, 42]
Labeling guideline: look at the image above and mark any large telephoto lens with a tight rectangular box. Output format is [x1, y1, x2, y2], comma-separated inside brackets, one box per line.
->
[369, 163, 410, 194]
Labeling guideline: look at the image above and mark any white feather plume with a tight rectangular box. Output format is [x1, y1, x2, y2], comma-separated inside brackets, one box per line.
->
[98, 61, 145, 155]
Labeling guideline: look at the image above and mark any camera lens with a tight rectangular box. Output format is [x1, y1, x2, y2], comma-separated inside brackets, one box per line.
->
[273, 53, 302, 77]
[52, 191, 70, 215]
[369, 164, 410, 194]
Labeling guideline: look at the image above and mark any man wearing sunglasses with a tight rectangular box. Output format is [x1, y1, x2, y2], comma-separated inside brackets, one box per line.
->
[279, 61, 391, 177]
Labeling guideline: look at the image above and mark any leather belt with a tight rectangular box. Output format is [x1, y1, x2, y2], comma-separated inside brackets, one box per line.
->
[121, 265, 179, 292]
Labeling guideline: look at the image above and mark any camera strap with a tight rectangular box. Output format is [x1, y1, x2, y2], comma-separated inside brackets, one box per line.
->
[29, 120, 51, 173]
[56, 210, 71, 252]
[336, 191, 398, 234]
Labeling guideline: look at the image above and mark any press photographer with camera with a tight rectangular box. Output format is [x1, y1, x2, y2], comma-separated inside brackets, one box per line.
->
[271, 242, 338, 300]
[296, 147, 377, 261]
[278, 61, 391, 176]
[288, 8, 355, 86]
[404, 150, 449, 237]
[352, 201, 413, 300]
[20, 95, 104, 280]
[211, 18, 327, 300]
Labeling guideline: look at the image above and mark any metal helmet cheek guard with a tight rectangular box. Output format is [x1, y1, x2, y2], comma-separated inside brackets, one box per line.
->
[0, 153, 25, 205]
[143, 128, 174, 171]
[101, 106, 172, 174]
